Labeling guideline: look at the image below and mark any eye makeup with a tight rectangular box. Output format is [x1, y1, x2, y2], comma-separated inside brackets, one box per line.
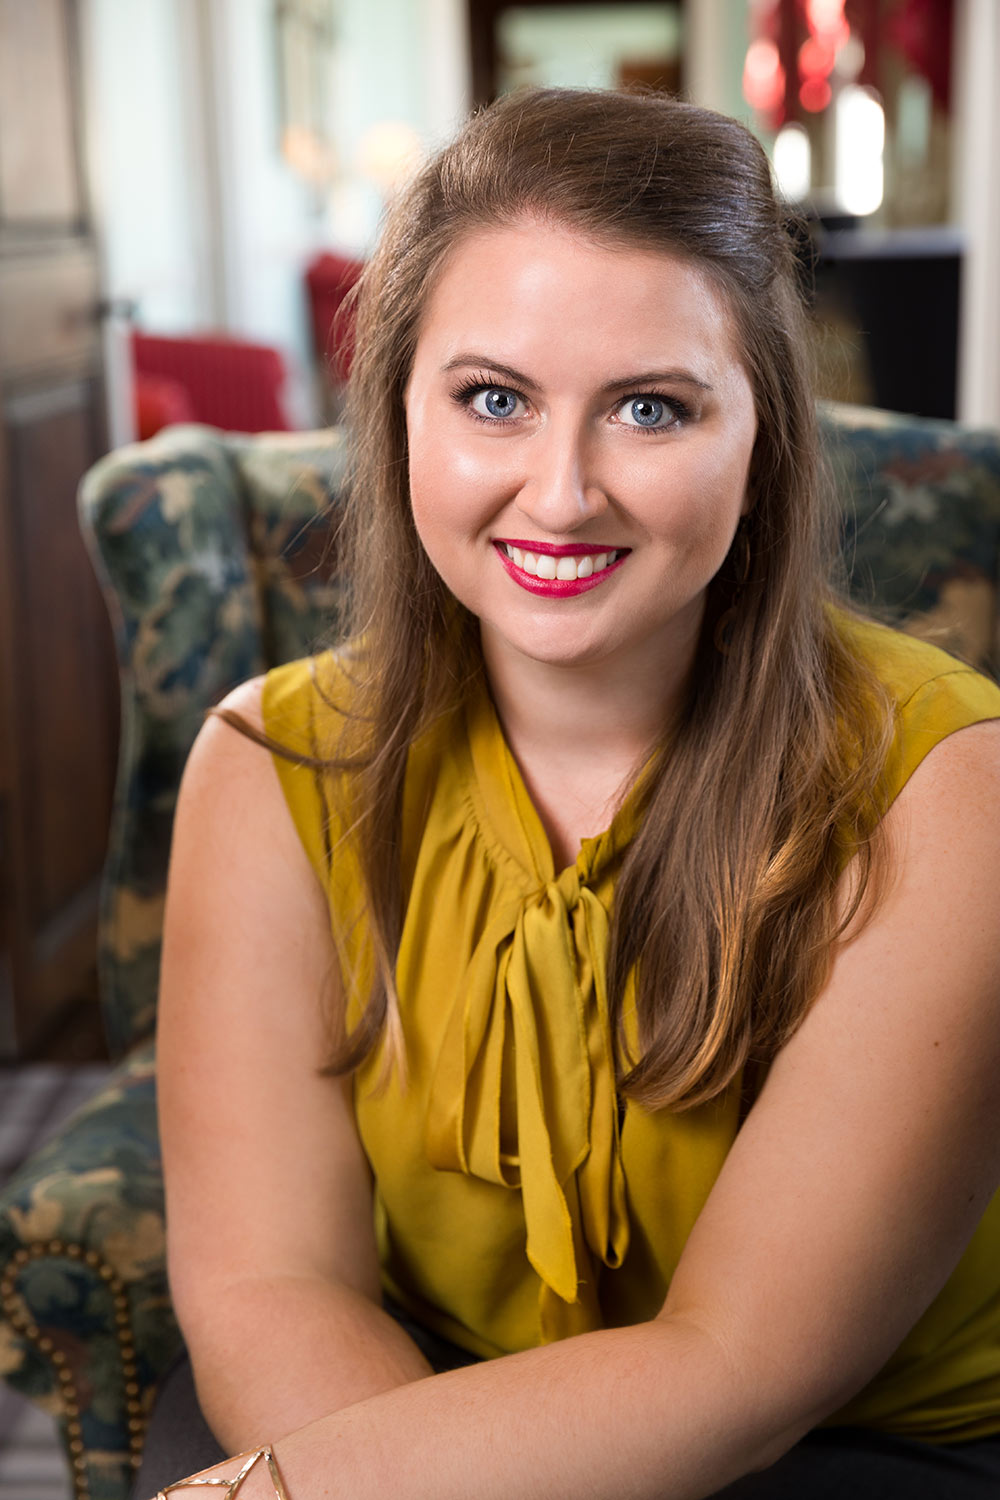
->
[448, 370, 526, 427]
[613, 393, 693, 431]
[447, 368, 695, 433]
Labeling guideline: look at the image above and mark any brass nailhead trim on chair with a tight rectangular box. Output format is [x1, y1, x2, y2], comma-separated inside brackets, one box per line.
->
[1, 1241, 149, 1500]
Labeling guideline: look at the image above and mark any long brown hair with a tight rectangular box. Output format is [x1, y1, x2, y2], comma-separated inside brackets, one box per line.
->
[225, 88, 894, 1109]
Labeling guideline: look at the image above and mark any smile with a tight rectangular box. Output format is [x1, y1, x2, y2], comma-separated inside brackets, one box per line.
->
[493, 539, 630, 597]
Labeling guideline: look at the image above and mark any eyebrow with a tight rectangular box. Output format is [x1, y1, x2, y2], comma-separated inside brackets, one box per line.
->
[441, 353, 713, 394]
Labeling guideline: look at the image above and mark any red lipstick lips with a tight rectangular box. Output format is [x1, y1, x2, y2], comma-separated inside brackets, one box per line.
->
[492, 539, 630, 598]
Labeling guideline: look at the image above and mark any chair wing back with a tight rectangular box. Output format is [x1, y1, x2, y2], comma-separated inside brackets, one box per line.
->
[78, 424, 348, 1058]
[819, 402, 1000, 676]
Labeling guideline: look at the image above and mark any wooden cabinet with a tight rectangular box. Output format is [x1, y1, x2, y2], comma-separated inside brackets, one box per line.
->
[0, 0, 116, 1059]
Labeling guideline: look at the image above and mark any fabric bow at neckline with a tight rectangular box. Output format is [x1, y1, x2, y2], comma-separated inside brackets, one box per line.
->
[425, 683, 643, 1340]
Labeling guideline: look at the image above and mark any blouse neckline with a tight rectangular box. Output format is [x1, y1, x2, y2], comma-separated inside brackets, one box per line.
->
[463, 673, 654, 891]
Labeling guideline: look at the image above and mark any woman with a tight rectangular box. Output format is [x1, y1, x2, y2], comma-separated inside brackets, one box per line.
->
[138, 89, 1000, 1499]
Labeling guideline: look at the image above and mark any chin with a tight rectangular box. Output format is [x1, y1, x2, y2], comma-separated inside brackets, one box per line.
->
[492, 626, 622, 671]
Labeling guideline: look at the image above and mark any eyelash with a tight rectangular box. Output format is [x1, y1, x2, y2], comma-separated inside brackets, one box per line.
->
[448, 371, 693, 433]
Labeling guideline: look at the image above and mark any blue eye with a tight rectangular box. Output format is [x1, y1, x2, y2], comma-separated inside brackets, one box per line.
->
[615, 394, 692, 431]
[621, 396, 667, 428]
[471, 387, 522, 420]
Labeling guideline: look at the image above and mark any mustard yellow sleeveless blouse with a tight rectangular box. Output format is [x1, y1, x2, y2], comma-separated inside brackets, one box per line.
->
[261, 618, 1000, 1441]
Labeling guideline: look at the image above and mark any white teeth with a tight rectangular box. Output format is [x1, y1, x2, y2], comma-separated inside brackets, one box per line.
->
[502, 543, 623, 581]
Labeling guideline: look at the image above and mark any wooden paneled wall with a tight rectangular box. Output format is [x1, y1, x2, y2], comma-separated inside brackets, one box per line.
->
[0, 0, 116, 1059]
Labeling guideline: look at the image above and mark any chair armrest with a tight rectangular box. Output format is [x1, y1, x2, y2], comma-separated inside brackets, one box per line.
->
[0, 1040, 180, 1500]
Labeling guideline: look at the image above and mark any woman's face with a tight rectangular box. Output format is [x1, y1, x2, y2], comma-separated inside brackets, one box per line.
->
[405, 220, 757, 682]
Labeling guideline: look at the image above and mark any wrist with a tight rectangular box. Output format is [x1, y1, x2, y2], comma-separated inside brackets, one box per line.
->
[155, 1443, 292, 1500]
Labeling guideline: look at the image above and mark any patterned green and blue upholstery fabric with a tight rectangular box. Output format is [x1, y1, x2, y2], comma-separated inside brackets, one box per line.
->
[819, 401, 1000, 675]
[79, 424, 348, 1059]
[0, 1041, 161, 1500]
[1, 406, 998, 1500]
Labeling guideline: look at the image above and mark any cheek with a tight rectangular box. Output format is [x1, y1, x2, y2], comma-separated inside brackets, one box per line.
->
[407, 441, 492, 583]
[687, 438, 753, 535]
[406, 409, 449, 538]
[627, 446, 749, 551]
[408, 452, 474, 548]
[665, 501, 738, 583]
[409, 426, 518, 542]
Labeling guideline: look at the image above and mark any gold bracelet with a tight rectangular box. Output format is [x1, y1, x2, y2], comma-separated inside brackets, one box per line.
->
[157, 1444, 292, 1499]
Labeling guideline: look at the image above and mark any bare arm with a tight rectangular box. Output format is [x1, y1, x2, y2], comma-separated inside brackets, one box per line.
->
[156, 717, 1000, 1498]
[158, 677, 432, 1454]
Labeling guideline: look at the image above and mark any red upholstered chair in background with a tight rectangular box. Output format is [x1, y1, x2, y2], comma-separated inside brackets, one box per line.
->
[132, 330, 294, 438]
[134, 373, 196, 440]
[304, 252, 364, 418]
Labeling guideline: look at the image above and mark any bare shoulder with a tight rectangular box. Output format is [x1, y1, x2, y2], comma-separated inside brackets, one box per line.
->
[883, 715, 1000, 888]
[217, 671, 267, 726]
[166, 666, 332, 1010]
[904, 713, 1000, 792]
[169, 669, 329, 960]
[179, 674, 284, 825]
[806, 712, 1000, 1079]
[192, 672, 268, 759]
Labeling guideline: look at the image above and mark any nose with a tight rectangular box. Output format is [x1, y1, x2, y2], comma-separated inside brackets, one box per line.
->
[515, 414, 609, 534]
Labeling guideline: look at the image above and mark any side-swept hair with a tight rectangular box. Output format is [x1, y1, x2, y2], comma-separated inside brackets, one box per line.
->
[223, 88, 893, 1109]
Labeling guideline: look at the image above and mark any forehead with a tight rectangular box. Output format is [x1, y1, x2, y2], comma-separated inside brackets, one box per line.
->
[413, 219, 745, 378]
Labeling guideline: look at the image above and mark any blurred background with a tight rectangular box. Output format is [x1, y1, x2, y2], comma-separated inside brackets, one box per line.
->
[0, 0, 997, 1070]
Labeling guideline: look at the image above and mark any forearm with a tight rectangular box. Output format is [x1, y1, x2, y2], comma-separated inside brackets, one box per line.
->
[179, 1273, 433, 1452]
[170, 1316, 805, 1500]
